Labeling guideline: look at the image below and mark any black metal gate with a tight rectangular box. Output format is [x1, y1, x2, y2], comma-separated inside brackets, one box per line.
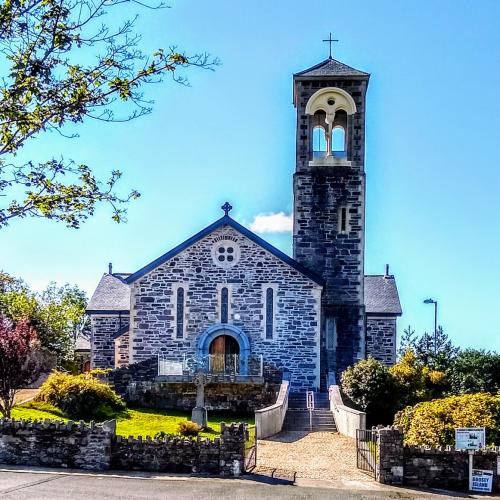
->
[356, 429, 378, 478]
[245, 425, 257, 471]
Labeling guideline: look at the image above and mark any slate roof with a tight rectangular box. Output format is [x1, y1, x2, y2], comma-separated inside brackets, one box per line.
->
[294, 57, 369, 78]
[86, 273, 131, 314]
[75, 334, 90, 351]
[124, 215, 325, 286]
[364, 275, 402, 315]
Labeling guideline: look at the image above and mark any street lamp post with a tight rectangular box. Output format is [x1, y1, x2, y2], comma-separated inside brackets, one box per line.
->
[423, 298, 438, 354]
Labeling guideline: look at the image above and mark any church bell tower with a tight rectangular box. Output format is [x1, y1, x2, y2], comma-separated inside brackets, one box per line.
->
[292, 54, 370, 382]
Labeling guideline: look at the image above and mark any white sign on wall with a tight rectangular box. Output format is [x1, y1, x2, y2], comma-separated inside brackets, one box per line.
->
[455, 427, 486, 451]
[471, 469, 493, 493]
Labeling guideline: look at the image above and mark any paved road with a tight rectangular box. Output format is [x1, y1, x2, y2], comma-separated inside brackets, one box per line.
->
[0, 468, 483, 500]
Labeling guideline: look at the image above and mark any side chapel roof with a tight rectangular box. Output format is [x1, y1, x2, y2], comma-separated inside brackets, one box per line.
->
[86, 273, 131, 314]
[364, 275, 402, 316]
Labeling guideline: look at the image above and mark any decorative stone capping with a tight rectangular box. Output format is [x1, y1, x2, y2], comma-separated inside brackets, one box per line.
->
[376, 426, 500, 492]
[255, 373, 290, 438]
[0, 418, 248, 476]
[328, 381, 366, 439]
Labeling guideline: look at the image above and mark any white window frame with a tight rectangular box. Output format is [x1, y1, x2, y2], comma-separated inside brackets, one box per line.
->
[216, 283, 233, 324]
[261, 283, 278, 340]
[171, 282, 189, 340]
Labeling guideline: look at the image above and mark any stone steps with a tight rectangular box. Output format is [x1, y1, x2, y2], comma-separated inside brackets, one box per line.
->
[282, 408, 337, 432]
[284, 391, 336, 432]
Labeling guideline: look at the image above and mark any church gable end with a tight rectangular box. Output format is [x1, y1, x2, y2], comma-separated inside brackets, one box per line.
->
[129, 223, 322, 390]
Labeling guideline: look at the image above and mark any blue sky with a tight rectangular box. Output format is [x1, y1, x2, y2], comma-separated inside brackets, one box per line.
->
[1, 0, 499, 350]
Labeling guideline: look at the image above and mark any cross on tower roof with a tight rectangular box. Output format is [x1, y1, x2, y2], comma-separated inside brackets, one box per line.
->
[322, 32, 339, 59]
[221, 201, 233, 216]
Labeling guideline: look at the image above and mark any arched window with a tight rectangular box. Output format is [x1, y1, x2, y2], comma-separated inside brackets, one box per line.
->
[221, 287, 229, 324]
[176, 287, 185, 339]
[265, 287, 274, 340]
[332, 126, 346, 153]
[312, 126, 326, 153]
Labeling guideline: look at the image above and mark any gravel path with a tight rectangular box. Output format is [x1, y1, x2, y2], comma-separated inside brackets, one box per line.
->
[256, 431, 374, 482]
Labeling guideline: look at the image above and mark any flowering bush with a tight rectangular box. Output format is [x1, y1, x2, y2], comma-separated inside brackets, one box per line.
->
[37, 371, 125, 421]
[394, 393, 500, 446]
[390, 350, 446, 406]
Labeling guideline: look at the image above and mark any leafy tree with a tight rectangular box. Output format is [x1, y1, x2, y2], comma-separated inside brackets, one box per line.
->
[413, 326, 459, 371]
[341, 357, 399, 425]
[0, 278, 88, 360]
[448, 349, 500, 395]
[0, 316, 47, 418]
[0, 0, 217, 228]
[398, 325, 417, 358]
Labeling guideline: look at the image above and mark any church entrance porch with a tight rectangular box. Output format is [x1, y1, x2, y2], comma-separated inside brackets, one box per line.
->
[208, 334, 240, 375]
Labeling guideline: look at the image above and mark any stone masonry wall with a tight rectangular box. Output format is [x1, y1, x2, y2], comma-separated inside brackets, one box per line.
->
[123, 381, 278, 414]
[366, 316, 396, 366]
[0, 419, 114, 471]
[293, 77, 369, 383]
[130, 225, 322, 391]
[115, 331, 130, 368]
[111, 422, 247, 476]
[0, 419, 247, 476]
[377, 427, 500, 492]
[91, 315, 129, 369]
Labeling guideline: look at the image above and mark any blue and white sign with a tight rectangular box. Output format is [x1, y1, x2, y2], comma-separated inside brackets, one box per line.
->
[455, 427, 486, 451]
[471, 469, 493, 493]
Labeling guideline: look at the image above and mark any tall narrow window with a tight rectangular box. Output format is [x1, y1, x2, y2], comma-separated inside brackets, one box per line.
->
[339, 206, 348, 233]
[326, 317, 337, 350]
[176, 287, 184, 339]
[312, 126, 326, 152]
[265, 287, 274, 340]
[332, 126, 345, 152]
[221, 287, 229, 323]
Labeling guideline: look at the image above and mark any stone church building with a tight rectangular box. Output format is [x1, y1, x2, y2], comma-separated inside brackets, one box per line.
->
[87, 55, 402, 392]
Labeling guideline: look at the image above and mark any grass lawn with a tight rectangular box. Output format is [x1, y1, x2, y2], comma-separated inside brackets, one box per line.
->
[10, 402, 254, 440]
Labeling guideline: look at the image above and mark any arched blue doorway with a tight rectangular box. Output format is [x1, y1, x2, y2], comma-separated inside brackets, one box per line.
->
[197, 324, 250, 375]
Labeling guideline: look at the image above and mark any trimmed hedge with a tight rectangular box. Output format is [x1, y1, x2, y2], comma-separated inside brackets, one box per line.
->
[394, 393, 500, 446]
[37, 371, 126, 421]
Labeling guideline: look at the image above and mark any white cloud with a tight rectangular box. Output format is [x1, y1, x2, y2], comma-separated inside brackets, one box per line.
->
[249, 212, 293, 234]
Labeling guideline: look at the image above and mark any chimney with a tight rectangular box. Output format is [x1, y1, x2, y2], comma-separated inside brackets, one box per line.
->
[108, 262, 113, 275]
[385, 264, 390, 277]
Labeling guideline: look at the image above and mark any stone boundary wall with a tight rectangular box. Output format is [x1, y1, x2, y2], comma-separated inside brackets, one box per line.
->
[0, 419, 114, 471]
[0, 419, 247, 476]
[255, 374, 290, 439]
[377, 427, 500, 492]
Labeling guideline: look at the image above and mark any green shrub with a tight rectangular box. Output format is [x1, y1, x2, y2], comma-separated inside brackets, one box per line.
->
[37, 371, 126, 421]
[394, 393, 500, 446]
[177, 420, 201, 436]
[341, 357, 399, 426]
